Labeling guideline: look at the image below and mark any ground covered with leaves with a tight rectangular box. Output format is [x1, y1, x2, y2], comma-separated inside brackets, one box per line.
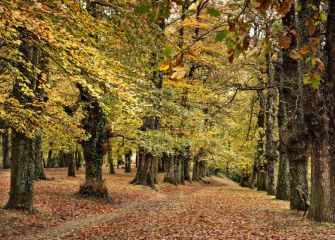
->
[0, 168, 334, 240]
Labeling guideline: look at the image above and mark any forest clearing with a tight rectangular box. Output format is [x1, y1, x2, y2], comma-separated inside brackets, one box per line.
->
[1, 167, 335, 240]
[2, 0, 335, 239]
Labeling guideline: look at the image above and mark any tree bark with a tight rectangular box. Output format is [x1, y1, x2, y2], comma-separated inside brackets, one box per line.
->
[107, 139, 115, 174]
[276, 82, 290, 200]
[265, 52, 277, 195]
[163, 152, 185, 185]
[240, 171, 250, 188]
[2, 128, 10, 169]
[125, 149, 132, 173]
[158, 156, 164, 172]
[67, 152, 76, 177]
[282, 4, 309, 209]
[307, 0, 335, 222]
[34, 134, 46, 180]
[163, 153, 176, 184]
[327, 0, 335, 222]
[184, 147, 191, 182]
[5, 131, 35, 212]
[58, 150, 65, 168]
[47, 149, 52, 168]
[250, 161, 257, 189]
[192, 150, 206, 182]
[130, 147, 157, 188]
[79, 93, 108, 198]
[75, 147, 82, 170]
[254, 89, 266, 191]
[6, 29, 48, 211]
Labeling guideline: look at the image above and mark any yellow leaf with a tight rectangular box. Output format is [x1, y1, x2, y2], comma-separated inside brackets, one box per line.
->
[159, 63, 170, 71]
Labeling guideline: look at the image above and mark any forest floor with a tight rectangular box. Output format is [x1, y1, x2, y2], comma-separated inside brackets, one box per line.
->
[1, 168, 335, 240]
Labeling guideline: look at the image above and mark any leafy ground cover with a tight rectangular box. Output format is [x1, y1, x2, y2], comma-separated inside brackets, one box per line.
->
[0, 168, 334, 240]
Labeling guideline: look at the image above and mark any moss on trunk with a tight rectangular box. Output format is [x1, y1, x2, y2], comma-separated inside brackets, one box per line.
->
[5, 131, 35, 212]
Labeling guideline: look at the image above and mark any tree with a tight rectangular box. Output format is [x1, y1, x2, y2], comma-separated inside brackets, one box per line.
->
[281, 3, 309, 209]
[125, 149, 132, 173]
[67, 152, 76, 177]
[265, 51, 277, 195]
[275, 54, 289, 200]
[5, 32, 45, 212]
[307, 0, 335, 222]
[131, 0, 167, 188]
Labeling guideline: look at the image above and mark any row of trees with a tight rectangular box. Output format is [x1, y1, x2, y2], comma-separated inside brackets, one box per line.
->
[1, 0, 335, 223]
[235, 0, 335, 223]
[1, 0, 249, 212]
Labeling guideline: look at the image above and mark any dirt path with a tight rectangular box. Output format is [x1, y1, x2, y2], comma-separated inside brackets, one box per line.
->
[24, 196, 171, 240]
[23, 177, 230, 240]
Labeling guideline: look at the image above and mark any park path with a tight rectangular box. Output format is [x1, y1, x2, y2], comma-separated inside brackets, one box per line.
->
[24, 196, 171, 240]
[23, 176, 335, 240]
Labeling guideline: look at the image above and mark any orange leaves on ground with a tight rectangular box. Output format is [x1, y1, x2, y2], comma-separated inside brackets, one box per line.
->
[1, 169, 335, 240]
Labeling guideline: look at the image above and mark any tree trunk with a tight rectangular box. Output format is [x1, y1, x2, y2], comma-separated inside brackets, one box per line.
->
[107, 139, 115, 174]
[64, 85, 110, 197]
[47, 149, 52, 168]
[131, 0, 165, 188]
[135, 150, 139, 168]
[5, 131, 35, 212]
[6, 30, 48, 211]
[265, 51, 277, 195]
[282, 4, 309, 209]
[327, 0, 335, 222]
[34, 134, 46, 180]
[130, 147, 157, 188]
[254, 89, 266, 191]
[158, 156, 164, 172]
[307, 0, 335, 222]
[58, 150, 65, 168]
[163, 154, 175, 184]
[2, 128, 10, 169]
[67, 152, 76, 177]
[250, 161, 257, 189]
[163, 152, 185, 185]
[75, 147, 82, 170]
[184, 147, 191, 182]
[192, 159, 200, 181]
[240, 172, 249, 188]
[257, 170, 267, 191]
[192, 150, 205, 182]
[276, 84, 290, 200]
[125, 150, 132, 173]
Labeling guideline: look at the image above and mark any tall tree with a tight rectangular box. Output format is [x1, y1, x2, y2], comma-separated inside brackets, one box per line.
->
[275, 54, 290, 200]
[265, 50, 277, 195]
[251, 89, 266, 190]
[5, 33, 47, 212]
[307, 0, 335, 222]
[281, 3, 309, 209]
[131, 0, 166, 188]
